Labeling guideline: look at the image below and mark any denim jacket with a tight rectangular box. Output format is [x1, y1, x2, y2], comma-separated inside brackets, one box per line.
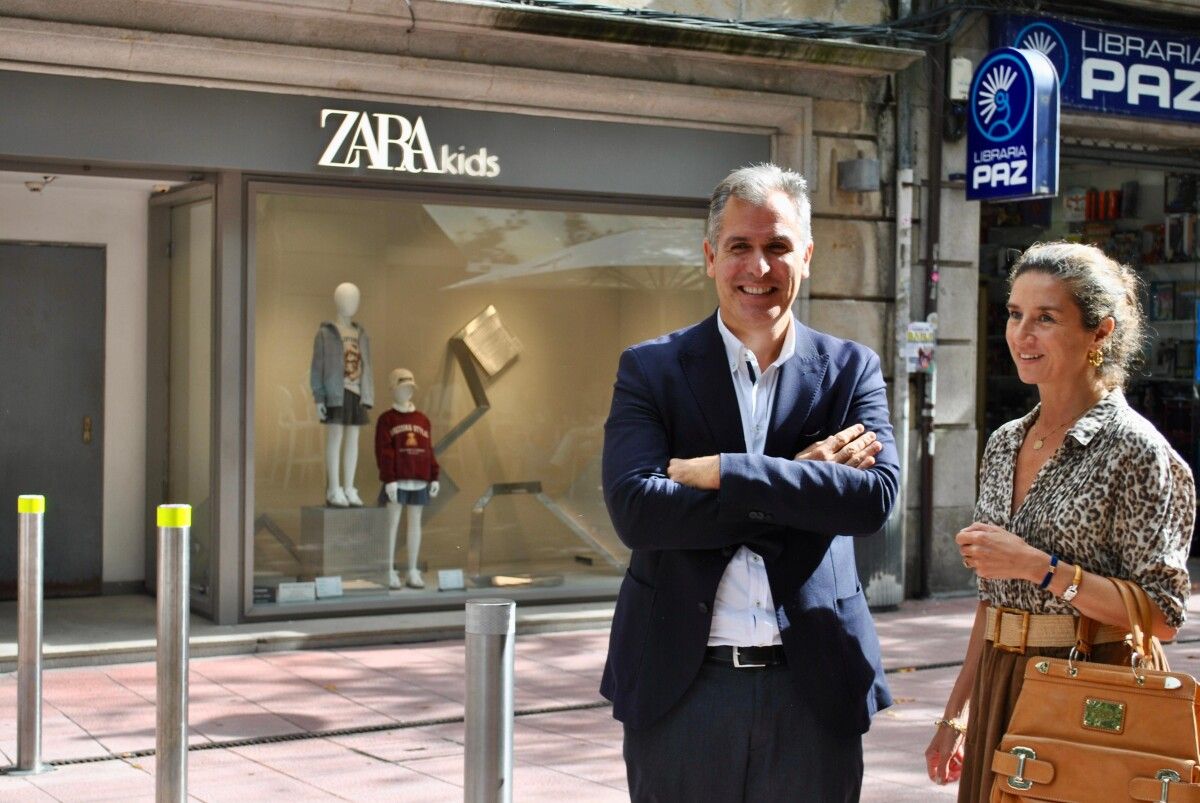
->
[310, 321, 373, 408]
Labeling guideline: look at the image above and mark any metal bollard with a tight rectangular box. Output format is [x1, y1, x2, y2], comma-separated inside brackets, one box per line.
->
[6, 495, 52, 776]
[156, 504, 191, 803]
[464, 599, 516, 803]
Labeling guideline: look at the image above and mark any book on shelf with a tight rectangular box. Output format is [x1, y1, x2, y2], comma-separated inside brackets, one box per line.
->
[1150, 281, 1175, 321]
[1175, 281, 1200, 321]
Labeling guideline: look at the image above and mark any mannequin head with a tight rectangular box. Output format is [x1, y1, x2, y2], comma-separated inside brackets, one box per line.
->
[390, 367, 416, 406]
[333, 282, 361, 319]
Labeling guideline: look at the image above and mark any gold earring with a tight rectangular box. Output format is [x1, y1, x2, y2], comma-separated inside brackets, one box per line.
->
[1088, 349, 1104, 368]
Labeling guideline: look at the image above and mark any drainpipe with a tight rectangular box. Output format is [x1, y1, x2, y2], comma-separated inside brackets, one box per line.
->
[885, 0, 915, 606]
[918, 3, 946, 598]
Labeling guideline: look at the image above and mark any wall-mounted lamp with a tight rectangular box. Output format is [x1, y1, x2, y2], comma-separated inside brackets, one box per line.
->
[24, 175, 56, 193]
[837, 158, 881, 193]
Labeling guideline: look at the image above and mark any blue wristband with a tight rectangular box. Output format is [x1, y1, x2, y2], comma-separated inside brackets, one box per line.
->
[1038, 554, 1059, 589]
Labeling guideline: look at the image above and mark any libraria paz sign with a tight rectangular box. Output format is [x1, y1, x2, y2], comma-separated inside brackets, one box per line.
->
[996, 15, 1200, 124]
[966, 47, 1060, 202]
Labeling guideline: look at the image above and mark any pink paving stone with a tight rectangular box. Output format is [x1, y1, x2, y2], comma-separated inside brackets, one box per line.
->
[35, 704, 112, 760]
[0, 777, 57, 802]
[397, 752, 464, 787]
[510, 761, 628, 802]
[138, 747, 346, 801]
[515, 707, 621, 747]
[328, 727, 467, 762]
[238, 739, 462, 802]
[530, 752, 628, 790]
[187, 699, 306, 742]
[24, 758, 155, 802]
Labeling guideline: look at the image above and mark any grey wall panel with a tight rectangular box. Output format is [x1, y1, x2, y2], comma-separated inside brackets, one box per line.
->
[0, 71, 770, 200]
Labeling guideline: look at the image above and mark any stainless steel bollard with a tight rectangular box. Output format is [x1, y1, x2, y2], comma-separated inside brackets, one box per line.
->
[156, 504, 191, 803]
[464, 599, 516, 803]
[7, 495, 52, 776]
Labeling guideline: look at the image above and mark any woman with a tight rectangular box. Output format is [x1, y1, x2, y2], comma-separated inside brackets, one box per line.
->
[924, 242, 1194, 801]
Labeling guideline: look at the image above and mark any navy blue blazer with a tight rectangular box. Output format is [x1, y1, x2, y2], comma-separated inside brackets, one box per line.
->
[600, 312, 898, 735]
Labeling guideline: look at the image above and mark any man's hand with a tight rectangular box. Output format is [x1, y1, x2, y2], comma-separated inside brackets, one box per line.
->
[668, 455, 720, 490]
[795, 424, 881, 468]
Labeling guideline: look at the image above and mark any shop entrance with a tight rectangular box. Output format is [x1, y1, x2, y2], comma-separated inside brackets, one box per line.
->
[0, 242, 105, 598]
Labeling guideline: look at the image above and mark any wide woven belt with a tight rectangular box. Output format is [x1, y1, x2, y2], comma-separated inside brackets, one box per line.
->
[705, 645, 786, 668]
[985, 605, 1127, 654]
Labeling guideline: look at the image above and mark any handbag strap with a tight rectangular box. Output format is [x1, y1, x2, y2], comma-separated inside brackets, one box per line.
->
[1110, 577, 1171, 671]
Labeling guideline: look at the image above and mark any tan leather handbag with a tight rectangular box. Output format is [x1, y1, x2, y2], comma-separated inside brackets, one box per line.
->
[989, 579, 1200, 802]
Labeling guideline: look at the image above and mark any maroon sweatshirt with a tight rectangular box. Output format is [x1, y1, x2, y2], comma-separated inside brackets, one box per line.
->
[375, 408, 440, 483]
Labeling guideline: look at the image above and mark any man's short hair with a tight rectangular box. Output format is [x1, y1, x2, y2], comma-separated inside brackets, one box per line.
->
[705, 163, 812, 249]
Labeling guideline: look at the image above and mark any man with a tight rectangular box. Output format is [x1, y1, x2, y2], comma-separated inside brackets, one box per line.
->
[601, 163, 899, 802]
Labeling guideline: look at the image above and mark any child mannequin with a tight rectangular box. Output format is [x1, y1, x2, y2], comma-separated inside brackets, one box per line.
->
[374, 368, 440, 588]
[310, 282, 373, 507]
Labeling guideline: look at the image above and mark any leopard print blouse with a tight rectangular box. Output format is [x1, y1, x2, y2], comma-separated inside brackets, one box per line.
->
[975, 390, 1194, 628]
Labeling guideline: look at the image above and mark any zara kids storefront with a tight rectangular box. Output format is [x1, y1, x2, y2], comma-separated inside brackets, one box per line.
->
[0, 69, 775, 623]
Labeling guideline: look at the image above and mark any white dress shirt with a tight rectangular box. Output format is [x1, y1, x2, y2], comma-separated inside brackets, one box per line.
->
[707, 312, 796, 647]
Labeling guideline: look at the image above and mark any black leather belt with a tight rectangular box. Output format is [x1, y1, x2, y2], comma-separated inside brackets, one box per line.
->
[705, 645, 786, 668]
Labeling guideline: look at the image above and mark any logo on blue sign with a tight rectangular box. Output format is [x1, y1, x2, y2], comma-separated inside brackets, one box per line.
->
[966, 47, 1059, 202]
[972, 53, 1033, 141]
[1015, 22, 1069, 88]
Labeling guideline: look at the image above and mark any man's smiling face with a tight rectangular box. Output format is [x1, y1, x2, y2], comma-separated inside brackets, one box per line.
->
[704, 191, 812, 342]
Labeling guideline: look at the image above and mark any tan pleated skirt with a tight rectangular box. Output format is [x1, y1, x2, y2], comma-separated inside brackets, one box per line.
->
[956, 639, 1133, 803]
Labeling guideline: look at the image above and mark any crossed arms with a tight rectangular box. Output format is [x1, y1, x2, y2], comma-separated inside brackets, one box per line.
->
[602, 346, 900, 552]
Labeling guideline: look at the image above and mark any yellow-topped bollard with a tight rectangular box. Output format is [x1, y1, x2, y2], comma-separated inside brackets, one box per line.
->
[17, 495, 45, 515]
[157, 504, 191, 529]
[7, 494, 52, 775]
[156, 502, 191, 803]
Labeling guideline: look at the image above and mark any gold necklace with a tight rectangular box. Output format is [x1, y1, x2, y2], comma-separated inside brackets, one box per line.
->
[1030, 403, 1093, 450]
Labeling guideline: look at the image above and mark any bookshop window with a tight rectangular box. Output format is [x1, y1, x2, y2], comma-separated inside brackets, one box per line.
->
[250, 187, 713, 608]
[979, 165, 1200, 547]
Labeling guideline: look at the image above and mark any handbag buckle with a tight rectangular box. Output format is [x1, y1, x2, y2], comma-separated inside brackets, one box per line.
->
[1007, 746, 1037, 791]
[994, 607, 1031, 655]
[1156, 769, 1181, 803]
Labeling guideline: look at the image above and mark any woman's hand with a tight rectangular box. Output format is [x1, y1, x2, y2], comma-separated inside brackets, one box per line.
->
[955, 523, 1044, 582]
[925, 724, 964, 785]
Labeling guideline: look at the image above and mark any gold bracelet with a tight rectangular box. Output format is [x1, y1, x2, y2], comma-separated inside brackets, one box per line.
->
[935, 717, 967, 735]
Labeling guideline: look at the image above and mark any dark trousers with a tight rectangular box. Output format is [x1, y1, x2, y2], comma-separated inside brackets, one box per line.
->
[623, 661, 863, 803]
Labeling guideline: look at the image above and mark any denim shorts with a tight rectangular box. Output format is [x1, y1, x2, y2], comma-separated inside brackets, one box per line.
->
[378, 485, 431, 506]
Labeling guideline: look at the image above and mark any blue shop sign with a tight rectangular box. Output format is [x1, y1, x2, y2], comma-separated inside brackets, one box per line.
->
[966, 47, 1060, 202]
[995, 15, 1200, 125]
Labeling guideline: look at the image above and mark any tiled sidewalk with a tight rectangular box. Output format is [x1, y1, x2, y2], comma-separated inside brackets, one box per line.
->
[1, 595, 1197, 802]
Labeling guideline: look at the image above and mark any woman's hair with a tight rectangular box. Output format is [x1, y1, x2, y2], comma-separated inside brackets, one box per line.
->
[1008, 241, 1146, 390]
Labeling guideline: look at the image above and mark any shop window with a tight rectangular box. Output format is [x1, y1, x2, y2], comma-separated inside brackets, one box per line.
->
[250, 188, 711, 609]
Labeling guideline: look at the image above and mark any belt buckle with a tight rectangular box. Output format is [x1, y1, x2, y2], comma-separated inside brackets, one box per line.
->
[732, 646, 766, 669]
[994, 606, 1031, 655]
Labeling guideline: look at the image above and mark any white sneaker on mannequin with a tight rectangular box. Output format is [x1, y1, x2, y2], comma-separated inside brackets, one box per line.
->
[388, 570, 402, 589]
[406, 569, 425, 589]
[344, 487, 364, 507]
[327, 487, 349, 507]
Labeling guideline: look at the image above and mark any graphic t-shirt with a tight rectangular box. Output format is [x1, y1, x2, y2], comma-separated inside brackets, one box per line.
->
[338, 324, 362, 395]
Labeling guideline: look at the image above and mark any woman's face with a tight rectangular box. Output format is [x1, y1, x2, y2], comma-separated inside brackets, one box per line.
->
[1005, 271, 1104, 387]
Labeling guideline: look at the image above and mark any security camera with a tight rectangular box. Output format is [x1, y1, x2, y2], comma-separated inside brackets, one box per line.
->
[24, 175, 56, 193]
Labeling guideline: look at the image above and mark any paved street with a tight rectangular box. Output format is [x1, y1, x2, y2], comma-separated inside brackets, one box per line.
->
[1, 595, 1198, 801]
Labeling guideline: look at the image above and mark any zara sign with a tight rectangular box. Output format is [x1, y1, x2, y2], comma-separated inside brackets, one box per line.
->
[318, 109, 501, 177]
[966, 47, 1060, 202]
[995, 15, 1200, 125]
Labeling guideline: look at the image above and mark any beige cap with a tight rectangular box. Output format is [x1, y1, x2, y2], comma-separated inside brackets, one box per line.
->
[390, 367, 416, 387]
